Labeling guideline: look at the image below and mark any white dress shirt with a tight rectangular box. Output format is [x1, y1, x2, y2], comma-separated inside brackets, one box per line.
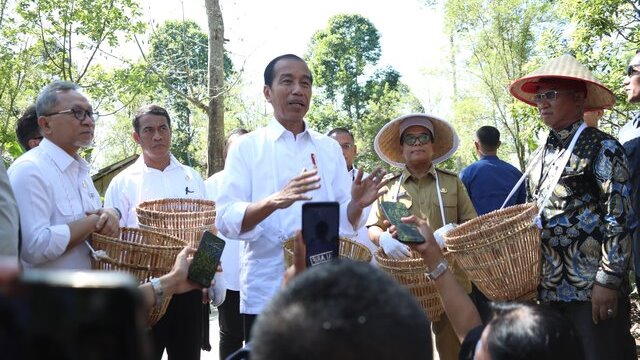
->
[104, 154, 206, 227]
[215, 119, 361, 314]
[8, 138, 101, 269]
[205, 170, 241, 291]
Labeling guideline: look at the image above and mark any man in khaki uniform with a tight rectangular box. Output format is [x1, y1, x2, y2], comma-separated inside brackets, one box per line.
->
[367, 114, 476, 360]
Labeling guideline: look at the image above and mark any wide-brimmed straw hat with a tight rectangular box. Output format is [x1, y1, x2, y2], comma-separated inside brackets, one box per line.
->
[374, 113, 459, 168]
[509, 54, 615, 111]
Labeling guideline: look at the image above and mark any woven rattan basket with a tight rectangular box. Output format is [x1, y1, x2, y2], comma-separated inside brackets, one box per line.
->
[444, 202, 541, 301]
[283, 237, 372, 268]
[91, 228, 186, 327]
[375, 248, 447, 322]
[136, 198, 216, 248]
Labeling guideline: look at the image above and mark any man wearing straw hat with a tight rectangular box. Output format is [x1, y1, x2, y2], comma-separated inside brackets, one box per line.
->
[509, 54, 636, 359]
[8, 80, 120, 270]
[366, 113, 477, 360]
[619, 50, 640, 292]
[104, 104, 207, 360]
[215, 54, 388, 341]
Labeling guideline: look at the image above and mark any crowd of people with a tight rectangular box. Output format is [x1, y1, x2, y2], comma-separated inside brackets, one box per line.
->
[1, 50, 639, 360]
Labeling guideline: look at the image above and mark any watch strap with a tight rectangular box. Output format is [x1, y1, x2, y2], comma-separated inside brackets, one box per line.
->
[426, 259, 449, 280]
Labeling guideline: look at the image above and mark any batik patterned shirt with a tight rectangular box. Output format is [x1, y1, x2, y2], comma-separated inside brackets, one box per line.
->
[528, 120, 634, 302]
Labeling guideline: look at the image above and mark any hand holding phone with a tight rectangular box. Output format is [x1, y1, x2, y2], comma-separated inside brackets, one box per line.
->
[302, 202, 340, 267]
[188, 230, 225, 288]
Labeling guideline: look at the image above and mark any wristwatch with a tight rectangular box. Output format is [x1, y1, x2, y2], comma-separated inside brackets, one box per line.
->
[150, 277, 164, 307]
[426, 259, 449, 280]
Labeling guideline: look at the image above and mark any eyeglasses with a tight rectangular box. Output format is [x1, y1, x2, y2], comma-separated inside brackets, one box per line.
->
[532, 90, 575, 103]
[43, 108, 97, 122]
[402, 133, 432, 146]
[339, 143, 355, 150]
[626, 64, 640, 77]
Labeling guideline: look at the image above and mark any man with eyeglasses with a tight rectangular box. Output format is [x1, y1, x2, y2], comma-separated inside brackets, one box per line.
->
[618, 50, 640, 292]
[509, 54, 636, 360]
[328, 127, 378, 265]
[367, 114, 477, 360]
[8, 80, 120, 270]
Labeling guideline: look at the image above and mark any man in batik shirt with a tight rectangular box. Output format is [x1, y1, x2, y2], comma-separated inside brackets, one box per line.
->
[509, 54, 636, 360]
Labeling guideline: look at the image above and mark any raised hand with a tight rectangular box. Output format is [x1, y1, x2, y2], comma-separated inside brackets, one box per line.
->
[351, 167, 390, 209]
[270, 168, 321, 209]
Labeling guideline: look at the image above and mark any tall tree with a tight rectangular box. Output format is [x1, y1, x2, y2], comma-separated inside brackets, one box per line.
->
[444, 0, 549, 170]
[205, 0, 225, 176]
[306, 14, 381, 124]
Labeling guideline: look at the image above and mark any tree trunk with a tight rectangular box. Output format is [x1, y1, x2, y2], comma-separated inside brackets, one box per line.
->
[205, 0, 225, 177]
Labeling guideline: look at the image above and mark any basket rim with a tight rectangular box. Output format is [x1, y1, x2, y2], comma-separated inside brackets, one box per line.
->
[92, 227, 187, 249]
[445, 203, 538, 251]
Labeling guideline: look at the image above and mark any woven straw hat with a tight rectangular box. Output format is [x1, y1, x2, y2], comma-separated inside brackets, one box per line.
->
[509, 54, 615, 111]
[374, 113, 459, 168]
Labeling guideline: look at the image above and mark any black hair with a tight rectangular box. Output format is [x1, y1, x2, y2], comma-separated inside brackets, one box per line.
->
[16, 104, 40, 151]
[486, 302, 584, 360]
[327, 127, 355, 142]
[251, 260, 433, 360]
[132, 104, 171, 133]
[263, 54, 312, 87]
[476, 125, 500, 151]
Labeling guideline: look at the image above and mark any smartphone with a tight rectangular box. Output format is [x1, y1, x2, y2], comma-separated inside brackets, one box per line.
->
[0, 270, 150, 360]
[302, 202, 340, 267]
[380, 201, 425, 243]
[188, 230, 225, 287]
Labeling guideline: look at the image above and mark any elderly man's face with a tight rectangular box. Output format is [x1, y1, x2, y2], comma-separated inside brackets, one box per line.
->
[623, 53, 640, 103]
[39, 90, 94, 156]
[534, 85, 583, 131]
[400, 125, 434, 167]
[263, 58, 312, 125]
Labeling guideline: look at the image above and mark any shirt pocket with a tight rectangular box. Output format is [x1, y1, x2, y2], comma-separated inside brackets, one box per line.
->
[432, 192, 458, 225]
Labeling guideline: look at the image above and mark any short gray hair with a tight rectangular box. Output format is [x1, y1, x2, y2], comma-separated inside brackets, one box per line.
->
[35, 80, 81, 117]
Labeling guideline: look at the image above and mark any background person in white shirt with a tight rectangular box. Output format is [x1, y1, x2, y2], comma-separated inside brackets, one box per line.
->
[204, 128, 248, 359]
[8, 80, 119, 270]
[328, 127, 377, 265]
[215, 54, 389, 341]
[104, 104, 206, 360]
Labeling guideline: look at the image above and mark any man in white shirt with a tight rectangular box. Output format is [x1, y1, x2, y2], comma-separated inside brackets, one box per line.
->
[8, 80, 120, 270]
[327, 127, 377, 264]
[104, 104, 206, 360]
[204, 128, 248, 359]
[215, 54, 388, 340]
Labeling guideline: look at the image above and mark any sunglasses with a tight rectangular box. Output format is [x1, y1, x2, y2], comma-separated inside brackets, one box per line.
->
[533, 90, 575, 103]
[402, 133, 432, 146]
[626, 64, 640, 77]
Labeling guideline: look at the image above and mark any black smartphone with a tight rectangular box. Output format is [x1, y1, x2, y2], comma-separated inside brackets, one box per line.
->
[302, 201, 340, 267]
[0, 270, 150, 360]
[188, 230, 225, 287]
[380, 201, 425, 243]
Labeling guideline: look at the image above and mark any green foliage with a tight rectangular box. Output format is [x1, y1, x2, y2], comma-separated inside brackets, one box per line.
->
[444, 0, 551, 171]
[306, 14, 381, 121]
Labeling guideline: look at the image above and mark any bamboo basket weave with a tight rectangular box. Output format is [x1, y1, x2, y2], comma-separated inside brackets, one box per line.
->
[91, 228, 186, 327]
[283, 237, 372, 268]
[136, 198, 216, 248]
[375, 248, 447, 322]
[444, 202, 541, 301]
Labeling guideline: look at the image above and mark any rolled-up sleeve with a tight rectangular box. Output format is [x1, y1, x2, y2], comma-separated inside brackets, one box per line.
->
[215, 142, 264, 241]
[8, 161, 71, 265]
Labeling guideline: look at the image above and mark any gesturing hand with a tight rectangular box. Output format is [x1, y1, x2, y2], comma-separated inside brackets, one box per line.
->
[351, 167, 390, 209]
[271, 168, 321, 209]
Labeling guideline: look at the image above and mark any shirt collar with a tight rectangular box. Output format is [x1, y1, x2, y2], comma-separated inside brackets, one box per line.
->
[39, 137, 86, 173]
[266, 118, 310, 142]
[401, 165, 436, 183]
[550, 120, 583, 143]
[135, 153, 182, 173]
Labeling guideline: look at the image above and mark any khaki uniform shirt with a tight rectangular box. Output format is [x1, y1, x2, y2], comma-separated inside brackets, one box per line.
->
[367, 166, 477, 292]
